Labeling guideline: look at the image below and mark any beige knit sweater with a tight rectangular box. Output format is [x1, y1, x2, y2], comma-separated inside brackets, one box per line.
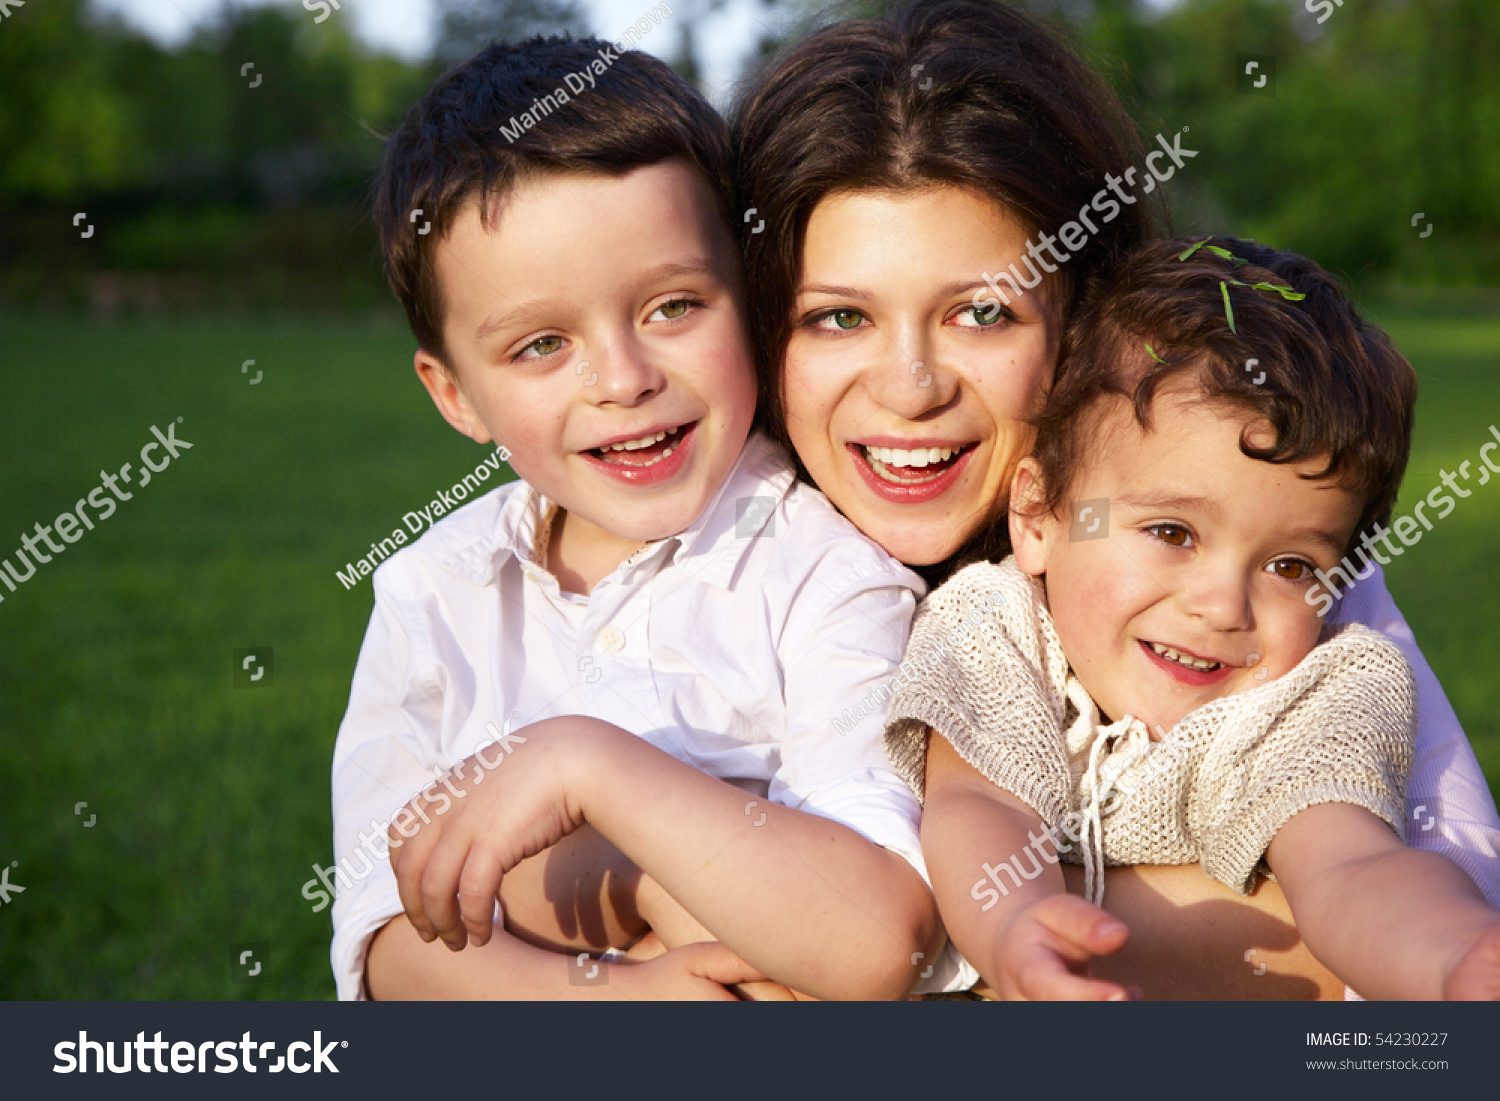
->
[884, 558, 1416, 900]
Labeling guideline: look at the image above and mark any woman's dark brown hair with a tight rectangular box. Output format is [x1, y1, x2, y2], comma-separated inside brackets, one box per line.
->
[1029, 236, 1418, 552]
[730, 0, 1160, 582]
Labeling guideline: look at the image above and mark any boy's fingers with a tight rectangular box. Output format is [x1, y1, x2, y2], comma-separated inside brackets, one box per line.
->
[686, 942, 767, 987]
[419, 836, 474, 950]
[1033, 894, 1129, 958]
[391, 823, 443, 942]
[456, 848, 507, 948]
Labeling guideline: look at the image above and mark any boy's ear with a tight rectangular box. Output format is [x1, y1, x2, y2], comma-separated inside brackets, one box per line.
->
[1009, 458, 1054, 577]
[414, 349, 493, 445]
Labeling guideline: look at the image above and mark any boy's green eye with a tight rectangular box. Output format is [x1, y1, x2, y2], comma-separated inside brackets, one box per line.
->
[657, 300, 690, 320]
[525, 336, 564, 357]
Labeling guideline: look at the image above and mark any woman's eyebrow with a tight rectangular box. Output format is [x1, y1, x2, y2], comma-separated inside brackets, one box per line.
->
[798, 282, 871, 301]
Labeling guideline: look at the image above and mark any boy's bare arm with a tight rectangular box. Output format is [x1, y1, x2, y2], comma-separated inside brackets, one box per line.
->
[389, 715, 942, 1000]
[922, 735, 1131, 1000]
[1267, 802, 1500, 1000]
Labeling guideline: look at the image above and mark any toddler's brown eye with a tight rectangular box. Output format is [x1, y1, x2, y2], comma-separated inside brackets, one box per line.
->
[1149, 524, 1190, 547]
[1272, 560, 1308, 580]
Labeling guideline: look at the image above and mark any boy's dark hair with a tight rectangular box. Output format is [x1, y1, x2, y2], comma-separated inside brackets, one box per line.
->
[1028, 236, 1418, 552]
[730, 0, 1159, 584]
[373, 36, 732, 360]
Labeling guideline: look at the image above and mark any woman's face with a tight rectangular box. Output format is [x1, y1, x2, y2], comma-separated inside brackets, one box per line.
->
[782, 187, 1061, 565]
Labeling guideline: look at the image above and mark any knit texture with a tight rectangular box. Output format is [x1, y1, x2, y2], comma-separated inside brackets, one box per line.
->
[884, 558, 1416, 895]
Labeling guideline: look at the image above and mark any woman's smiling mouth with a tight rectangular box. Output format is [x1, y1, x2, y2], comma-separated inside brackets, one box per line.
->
[846, 439, 978, 503]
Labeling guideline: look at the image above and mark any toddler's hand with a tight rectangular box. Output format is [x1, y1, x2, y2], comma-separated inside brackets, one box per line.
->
[990, 894, 1134, 1001]
[386, 719, 587, 951]
[1444, 922, 1500, 1001]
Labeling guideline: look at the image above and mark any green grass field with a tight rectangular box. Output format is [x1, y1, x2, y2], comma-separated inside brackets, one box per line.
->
[0, 310, 1497, 999]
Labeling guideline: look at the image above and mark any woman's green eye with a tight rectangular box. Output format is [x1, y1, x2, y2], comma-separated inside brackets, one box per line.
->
[829, 309, 863, 330]
[972, 302, 1001, 326]
[658, 300, 690, 320]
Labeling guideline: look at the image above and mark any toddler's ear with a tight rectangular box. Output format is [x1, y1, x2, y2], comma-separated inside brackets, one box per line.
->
[1009, 459, 1053, 577]
[414, 349, 494, 445]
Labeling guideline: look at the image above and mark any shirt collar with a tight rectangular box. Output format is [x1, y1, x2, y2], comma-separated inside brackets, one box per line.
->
[476, 432, 797, 590]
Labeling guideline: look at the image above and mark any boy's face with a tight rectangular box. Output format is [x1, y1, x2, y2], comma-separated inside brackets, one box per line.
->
[1011, 386, 1364, 735]
[416, 161, 757, 547]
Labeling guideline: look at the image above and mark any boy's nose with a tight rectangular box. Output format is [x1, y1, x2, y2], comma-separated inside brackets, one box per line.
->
[586, 337, 665, 406]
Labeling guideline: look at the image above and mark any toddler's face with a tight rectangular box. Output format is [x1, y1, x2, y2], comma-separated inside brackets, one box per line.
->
[1011, 387, 1364, 735]
[417, 161, 757, 546]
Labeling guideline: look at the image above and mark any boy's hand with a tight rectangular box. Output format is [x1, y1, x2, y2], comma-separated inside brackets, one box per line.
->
[990, 894, 1135, 1001]
[1443, 922, 1500, 1001]
[388, 720, 587, 951]
[613, 942, 767, 1001]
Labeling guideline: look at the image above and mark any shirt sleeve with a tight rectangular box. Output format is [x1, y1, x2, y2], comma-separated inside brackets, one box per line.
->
[1330, 563, 1500, 906]
[329, 566, 446, 1000]
[1199, 631, 1416, 894]
[883, 563, 1074, 825]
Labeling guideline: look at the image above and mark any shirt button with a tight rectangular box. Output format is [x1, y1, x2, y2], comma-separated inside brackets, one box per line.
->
[596, 626, 625, 655]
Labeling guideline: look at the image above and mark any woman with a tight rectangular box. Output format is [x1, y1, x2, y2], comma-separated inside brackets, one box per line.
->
[732, 0, 1500, 997]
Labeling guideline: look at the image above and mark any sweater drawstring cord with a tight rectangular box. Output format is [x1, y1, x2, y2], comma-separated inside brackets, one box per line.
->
[1078, 715, 1149, 907]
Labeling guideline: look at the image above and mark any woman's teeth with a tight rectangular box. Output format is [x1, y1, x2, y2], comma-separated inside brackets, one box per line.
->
[1149, 641, 1221, 672]
[863, 445, 957, 468]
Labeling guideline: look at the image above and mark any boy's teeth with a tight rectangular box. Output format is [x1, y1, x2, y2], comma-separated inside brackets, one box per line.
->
[606, 429, 671, 452]
[1149, 641, 1221, 672]
[864, 445, 956, 468]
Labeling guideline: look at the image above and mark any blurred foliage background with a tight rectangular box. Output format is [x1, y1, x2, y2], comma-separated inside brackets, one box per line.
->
[2, 0, 1498, 311]
[1, 0, 1496, 999]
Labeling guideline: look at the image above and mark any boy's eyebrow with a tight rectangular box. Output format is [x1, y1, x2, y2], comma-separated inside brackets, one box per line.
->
[473, 258, 720, 343]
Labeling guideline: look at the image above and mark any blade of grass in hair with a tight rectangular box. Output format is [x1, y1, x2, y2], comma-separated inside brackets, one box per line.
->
[1222, 282, 1236, 333]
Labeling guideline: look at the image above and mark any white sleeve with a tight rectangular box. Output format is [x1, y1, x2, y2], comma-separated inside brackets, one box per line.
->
[766, 567, 979, 994]
[1331, 563, 1500, 906]
[328, 568, 446, 1000]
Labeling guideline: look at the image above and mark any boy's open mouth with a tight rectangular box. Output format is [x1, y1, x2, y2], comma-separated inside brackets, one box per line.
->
[589, 423, 690, 469]
[858, 443, 976, 484]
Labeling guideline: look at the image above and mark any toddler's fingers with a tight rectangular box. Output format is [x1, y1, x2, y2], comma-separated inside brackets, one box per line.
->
[419, 836, 474, 951]
[456, 847, 507, 948]
[1032, 894, 1129, 959]
[1015, 951, 1132, 1002]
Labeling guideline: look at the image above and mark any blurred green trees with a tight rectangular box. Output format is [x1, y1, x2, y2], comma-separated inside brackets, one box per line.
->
[1, 0, 1496, 311]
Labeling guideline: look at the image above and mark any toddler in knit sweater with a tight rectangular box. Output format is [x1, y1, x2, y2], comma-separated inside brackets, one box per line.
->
[887, 237, 1500, 1000]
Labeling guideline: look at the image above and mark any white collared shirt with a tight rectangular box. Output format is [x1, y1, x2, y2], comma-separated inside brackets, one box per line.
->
[327, 434, 941, 999]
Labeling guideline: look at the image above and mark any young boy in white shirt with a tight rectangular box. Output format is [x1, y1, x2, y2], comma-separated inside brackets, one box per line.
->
[329, 35, 948, 1000]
